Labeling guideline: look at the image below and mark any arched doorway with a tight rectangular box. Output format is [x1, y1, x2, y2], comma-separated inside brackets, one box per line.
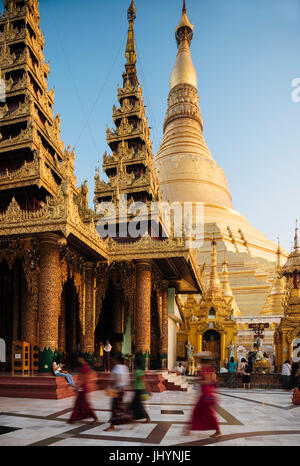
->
[0, 259, 27, 368]
[203, 329, 221, 361]
[95, 281, 125, 355]
[60, 279, 80, 367]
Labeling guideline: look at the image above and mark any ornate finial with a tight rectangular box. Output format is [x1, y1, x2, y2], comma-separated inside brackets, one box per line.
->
[275, 237, 282, 272]
[294, 219, 299, 252]
[127, 0, 136, 22]
[125, 0, 137, 66]
[175, 0, 194, 47]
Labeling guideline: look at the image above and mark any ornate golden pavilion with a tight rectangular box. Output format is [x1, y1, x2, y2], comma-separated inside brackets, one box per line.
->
[176, 238, 238, 364]
[0, 0, 203, 372]
[274, 225, 300, 369]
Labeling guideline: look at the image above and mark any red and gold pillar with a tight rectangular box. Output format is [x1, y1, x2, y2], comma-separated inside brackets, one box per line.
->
[58, 289, 66, 355]
[135, 261, 151, 370]
[161, 281, 168, 369]
[38, 234, 61, 372]
[112, 283, 123, 353]
[82, 262, 96, 355]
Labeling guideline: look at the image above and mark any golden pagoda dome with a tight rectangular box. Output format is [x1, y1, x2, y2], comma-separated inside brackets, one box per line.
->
[156, 0, 234, 208]
[155, 1, 286, 317]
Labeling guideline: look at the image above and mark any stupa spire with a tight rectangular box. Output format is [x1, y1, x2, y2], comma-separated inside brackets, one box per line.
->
[294, 220, 299, 253]
[171, 0, 196, 90]
[94, 0, 161, 231]
[156, 2, 234, 209]
[125, 0, 137, 69]
[207, 236, 222, 297]
[221, 253, 233, 298]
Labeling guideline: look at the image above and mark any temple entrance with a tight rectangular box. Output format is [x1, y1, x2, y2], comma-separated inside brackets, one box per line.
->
[202, 330, 221, 361]
[60, 279, 80, 367]
[95, 281, 125, 355]
[150, 290, 161, 369]
[0, 260, 27, 369]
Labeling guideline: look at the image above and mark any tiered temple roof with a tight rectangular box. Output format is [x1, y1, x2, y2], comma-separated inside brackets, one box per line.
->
[94, 0, 161, 221]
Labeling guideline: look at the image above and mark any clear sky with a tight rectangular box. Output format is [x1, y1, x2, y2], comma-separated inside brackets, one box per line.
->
[3, 0, 300, 251]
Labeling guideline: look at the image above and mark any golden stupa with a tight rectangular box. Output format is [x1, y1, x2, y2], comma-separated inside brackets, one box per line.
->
[155, 1, 287, 316]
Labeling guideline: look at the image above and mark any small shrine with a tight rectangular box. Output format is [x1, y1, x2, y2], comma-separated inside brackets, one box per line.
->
[178, 237, 238, 367]
[274, 223, 300, 370]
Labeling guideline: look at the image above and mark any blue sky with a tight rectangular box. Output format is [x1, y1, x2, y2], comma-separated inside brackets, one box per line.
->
[3, 0, 300, 251]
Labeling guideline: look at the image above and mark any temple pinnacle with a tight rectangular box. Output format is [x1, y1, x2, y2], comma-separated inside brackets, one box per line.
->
[127, 0, 136, 22]
[125, 0, 137, 66]
[294, 219, 299, 253]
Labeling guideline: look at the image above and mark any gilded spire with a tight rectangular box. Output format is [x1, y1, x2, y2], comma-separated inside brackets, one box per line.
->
[170, 0, 197, 89]
[294, 219, 299, 253]
[221, 253, 233, 298]
[276, 238, 282, 274]
[125, 0, 137, 67]
[281, 221, 300, 276]
[207, 236, 222, 297]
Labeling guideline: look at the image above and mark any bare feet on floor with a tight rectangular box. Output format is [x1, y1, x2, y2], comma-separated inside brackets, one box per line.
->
[210, 431, 222, 438]
[104, 425, 115, 432]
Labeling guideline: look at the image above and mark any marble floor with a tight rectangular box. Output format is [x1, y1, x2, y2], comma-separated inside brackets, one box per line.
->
[0, 388, 299, 446]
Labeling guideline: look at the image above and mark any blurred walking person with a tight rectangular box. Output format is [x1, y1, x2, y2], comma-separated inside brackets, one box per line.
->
[104, 352, 135, 432]
[227, 357, 237, 388]
[68, 355, 98, 425]
[104, 340, 112, 373]
[129, 354, 151, 423]
[184, 356, 221, 438]
[239, 357, 251, 389]
[281, 360, 291, 390]
[289, 361, 299, 390]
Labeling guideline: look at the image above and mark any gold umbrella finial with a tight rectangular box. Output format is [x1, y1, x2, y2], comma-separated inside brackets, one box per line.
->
[127, 0, 136, 22]
[294, 219, 299, 252]
[125, 0, 137, 66]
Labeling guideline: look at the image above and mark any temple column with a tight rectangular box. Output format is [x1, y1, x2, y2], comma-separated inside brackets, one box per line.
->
[197, 333, 202, 353]
[22, 289, 37, 343]
[221, 334, 226, 363]
[135, 261, 151, 370]
[82, 262, 96, 355]
[12, 264, 20, 341]
[58, 289, 66, 355]
[112, 284, 123, 353]
[22, 268, 39, 344]
[38, 233, 61, 372]
[160, 281, 168, 369]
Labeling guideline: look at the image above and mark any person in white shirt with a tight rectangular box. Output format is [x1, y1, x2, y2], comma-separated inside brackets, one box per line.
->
[103, 340, 112, 373]
[176, 363, 185, 375]
[52, 361, 75, 387]
[281, 360, 291, 390]
[104, 352, 134, 432]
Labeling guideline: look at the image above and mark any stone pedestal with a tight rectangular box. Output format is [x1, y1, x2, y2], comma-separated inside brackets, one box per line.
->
[135, 261, 151, 370]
